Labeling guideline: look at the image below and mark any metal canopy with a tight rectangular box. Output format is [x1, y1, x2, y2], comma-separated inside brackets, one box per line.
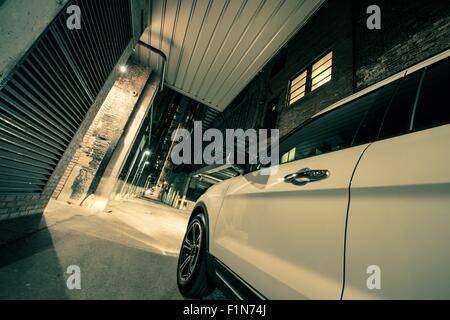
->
[134, 0, 324, 111]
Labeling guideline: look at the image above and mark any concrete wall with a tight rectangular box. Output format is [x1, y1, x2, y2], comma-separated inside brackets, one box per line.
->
[54, 63, 151, 204]
[0, 0, 70, 87]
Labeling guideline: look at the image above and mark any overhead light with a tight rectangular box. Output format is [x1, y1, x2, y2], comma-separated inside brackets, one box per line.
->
[119, 65, 127, 73]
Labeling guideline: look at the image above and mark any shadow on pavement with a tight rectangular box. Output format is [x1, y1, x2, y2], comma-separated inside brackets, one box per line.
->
[0, 200, 226, 300]
[0, 214, 68, 299]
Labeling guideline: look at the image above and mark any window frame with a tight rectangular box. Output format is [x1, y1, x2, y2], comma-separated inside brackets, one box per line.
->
[288, 69, 308, 105]
[376, 58, 450, 142]
[287, 49, 333, 107]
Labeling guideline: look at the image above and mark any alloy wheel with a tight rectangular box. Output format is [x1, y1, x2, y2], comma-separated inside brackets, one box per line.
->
[179, 220, 202, 281]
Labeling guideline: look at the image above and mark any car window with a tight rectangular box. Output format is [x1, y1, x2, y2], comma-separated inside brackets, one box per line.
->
[353, 80, 399, 145]
[280, 89, 383, 163]
[281, 148, 296, 164]
[378, 70, 423, 139]
[413, 57, 450, 131]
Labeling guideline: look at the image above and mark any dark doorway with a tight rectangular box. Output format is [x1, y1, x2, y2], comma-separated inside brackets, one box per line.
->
[264, 96, 279, 129]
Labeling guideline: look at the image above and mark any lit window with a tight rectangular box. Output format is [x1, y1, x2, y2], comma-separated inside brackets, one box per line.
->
[288, 51, 333, 106]
[281, 147, 296, 164]
[311, 51, 332, 91]
[289, 70, 307, 105]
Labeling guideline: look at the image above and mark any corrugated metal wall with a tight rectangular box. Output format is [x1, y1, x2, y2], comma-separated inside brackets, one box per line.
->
[0, 0, 132, 195]
[134, 0, 324, 111]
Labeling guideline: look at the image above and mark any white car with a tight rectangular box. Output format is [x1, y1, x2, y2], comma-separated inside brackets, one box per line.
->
[177, 50, 450, 300]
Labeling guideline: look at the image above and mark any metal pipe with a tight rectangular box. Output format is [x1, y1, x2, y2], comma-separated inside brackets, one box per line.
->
[137, 40, 167, 92]
[137, 41, 167, 145]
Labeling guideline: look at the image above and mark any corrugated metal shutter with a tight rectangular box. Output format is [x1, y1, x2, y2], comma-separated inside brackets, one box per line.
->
[0, 0, 133, 194]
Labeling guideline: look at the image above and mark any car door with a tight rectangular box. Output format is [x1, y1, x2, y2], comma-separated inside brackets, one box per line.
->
[344, 56, 450, 299]
[212, 83, 397, 299]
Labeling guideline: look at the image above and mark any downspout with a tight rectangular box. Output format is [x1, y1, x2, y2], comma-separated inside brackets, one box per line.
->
[137, 41, 167, 145]
[137, 40, 166, 92]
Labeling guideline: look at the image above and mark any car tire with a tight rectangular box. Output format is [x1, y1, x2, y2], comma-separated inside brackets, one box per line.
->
[177, 213, 215, 298]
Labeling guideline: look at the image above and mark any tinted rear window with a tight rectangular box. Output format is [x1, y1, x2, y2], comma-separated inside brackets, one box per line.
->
[280, 90, 380, 162]
[378, 70, 423, 139]
[413, 57, 450, 130]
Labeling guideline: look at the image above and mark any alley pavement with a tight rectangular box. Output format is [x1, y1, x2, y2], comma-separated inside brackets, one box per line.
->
[0, 198, 224, 300]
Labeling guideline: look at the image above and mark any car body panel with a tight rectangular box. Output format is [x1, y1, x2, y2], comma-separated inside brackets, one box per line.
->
[195, 178, 234, 242]
[191, 50, 450, 300]
[211, 144, 370, 299]
[344, 124, 450, 299]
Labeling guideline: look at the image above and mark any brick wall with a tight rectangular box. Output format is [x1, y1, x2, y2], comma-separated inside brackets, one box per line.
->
[354, 0, 450, 89]
[212, 0, 354, 138]
[274, 0, 354, 137]
[54, 63, 151, 204]
[212, 0, 450, 139]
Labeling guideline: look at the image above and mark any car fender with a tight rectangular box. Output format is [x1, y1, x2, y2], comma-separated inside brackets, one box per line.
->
[190, 179, 234, 253]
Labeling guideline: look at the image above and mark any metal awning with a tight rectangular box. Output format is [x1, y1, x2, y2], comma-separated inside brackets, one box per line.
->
[133, 0, 324, 111]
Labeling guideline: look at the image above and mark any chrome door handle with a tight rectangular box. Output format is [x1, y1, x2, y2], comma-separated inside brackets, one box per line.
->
[283, 168, 330, 185]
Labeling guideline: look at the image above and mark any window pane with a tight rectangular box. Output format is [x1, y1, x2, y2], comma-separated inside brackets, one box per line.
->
[312, 52, 333, 73]
[289, 92, 305, 105]
[291, 77, 307, 92]
[289, 70, 307, 105]
[312, 59, 332, 80]
[281, 152, 289, 164]
[288, 148, 296, 161]
[311, 51, 332, 92]
[280, 90, 378, 161]
[292, 70, 307, 86]
[413, 58, 450, 130]
[379, 70, 423, 139]
[290, 85, 306, 98]
[281, 148, 297, 164]
[353, 80, 399, 145]
[312, 68, 332, 87]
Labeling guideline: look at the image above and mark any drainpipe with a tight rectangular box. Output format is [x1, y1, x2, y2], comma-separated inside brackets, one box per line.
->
[137, 40, 167, 145]
[137, 41, 166, 92]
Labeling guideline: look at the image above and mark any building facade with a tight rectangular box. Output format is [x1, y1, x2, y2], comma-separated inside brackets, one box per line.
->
[211, 0, 450, 138]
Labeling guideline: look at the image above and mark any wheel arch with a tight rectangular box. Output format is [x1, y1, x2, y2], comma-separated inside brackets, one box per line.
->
[189, 202, 210, 249]
[189, 202, 216, 280]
